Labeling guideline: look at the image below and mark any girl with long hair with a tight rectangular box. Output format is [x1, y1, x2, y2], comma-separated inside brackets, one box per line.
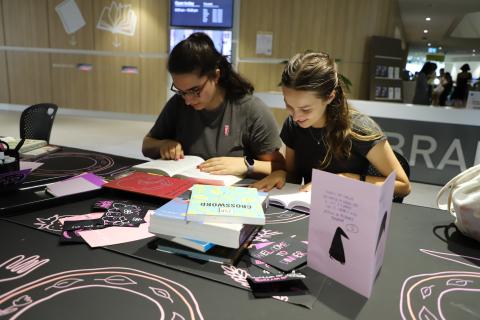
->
[253, 52, 410, 198]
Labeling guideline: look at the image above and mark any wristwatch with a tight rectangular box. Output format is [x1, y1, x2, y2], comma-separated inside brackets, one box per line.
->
[244, 156, 255, 176]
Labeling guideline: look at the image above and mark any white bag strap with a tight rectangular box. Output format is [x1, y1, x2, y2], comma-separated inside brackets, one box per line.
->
[436, 164, 480, 212]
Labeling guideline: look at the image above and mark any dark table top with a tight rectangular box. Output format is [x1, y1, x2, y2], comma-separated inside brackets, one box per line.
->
[1, 190, 479, 319]
[0, 146, 145, 214]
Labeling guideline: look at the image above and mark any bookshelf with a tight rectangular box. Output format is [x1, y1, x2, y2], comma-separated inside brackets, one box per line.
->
[369, 36, 404, 102]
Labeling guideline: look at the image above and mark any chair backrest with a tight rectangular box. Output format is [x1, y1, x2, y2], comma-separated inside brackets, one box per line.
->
[20, 103, 58, 143]
[366, 151, 411, 203]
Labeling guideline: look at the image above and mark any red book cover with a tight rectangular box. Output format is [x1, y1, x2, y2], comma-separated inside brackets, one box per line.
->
[103, 172, 195, 200]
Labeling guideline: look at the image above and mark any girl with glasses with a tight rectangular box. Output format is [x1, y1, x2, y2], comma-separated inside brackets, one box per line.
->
[252, 52, 411, 198]
[142, 32, 284, 177]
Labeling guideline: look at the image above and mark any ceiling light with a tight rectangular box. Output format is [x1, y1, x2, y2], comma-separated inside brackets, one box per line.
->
[473, 49, 476, 53]
[426, 17, 431, 21]
[427, 43, 431, 46]
[438, 46, 442, 50]
[424, 29, 429, 34]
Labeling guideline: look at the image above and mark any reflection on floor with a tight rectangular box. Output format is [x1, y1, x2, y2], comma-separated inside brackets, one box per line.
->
[0, 108, 442, 209]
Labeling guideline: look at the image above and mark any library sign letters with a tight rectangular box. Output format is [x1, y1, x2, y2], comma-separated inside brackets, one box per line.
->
[372, 117, 480, 185]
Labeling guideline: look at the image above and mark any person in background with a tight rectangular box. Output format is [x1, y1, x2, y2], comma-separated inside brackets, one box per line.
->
[432, 68, 445, 106]
[451, 63, 472, 108]
[439, 72, 453, 106]
[142, 32, 284, 177]
[251, 52, 410, 198]
[412, 61, 437, 105]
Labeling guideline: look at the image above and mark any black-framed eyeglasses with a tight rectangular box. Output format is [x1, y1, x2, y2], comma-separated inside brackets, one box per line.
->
[170, 79, 209, 98]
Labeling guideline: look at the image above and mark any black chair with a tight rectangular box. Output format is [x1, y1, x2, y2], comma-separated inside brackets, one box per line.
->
[366, 150, 410, 203]
[20, 103, 58, 143]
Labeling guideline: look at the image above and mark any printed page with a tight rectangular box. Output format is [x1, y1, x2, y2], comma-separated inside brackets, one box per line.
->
[133, 155, 204, 177]
[268, 183, 311, 210]
[177, 167, 242, 186]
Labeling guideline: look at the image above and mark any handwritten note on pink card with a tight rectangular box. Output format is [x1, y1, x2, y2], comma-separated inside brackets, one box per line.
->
[307, 169, 396, 298]
[78, 211, 155, 247]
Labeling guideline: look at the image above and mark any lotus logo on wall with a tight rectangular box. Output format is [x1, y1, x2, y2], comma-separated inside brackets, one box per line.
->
[96, 1, 138, 47]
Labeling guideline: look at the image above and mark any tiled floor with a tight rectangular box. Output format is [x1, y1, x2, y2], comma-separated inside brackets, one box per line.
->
[0, 108, 442, 208]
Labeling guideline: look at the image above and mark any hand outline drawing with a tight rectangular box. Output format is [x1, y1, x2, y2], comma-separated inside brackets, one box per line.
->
[0, 255, 50, 283]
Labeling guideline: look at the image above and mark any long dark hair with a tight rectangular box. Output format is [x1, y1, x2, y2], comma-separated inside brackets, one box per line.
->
[168, 32, 253, 101]
[281, 52, 382, 168]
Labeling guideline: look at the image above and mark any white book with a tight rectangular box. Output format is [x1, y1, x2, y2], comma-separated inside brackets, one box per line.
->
[268, 183, 311, 213]
[132, 156, 242, 186]
[0, 137, 47, 153]
[148, 192, 260, 248]
[170, 237, 215, 252]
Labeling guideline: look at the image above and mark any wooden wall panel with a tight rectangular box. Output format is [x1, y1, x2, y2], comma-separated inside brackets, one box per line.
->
[337, 62, 369, 100]
[0, 52, 9, 102]
[140, 57, 167, 115]
[0, 2, 7, 103]
[92, 55, 141, 113]
[239, 0, 292, 58]
[239, 0, 402, 100]
[238, 62, 285, 92]
[0, 1, 4, 45]
[3, 0, 49, 47]
[93, 0, 140, 52]
[290, 0, 328, 53]
[7, 52, 51, 104]
[48, 0, 95, 49]
[139, 0, 168, 53]
[271, 108, 288, 129]
[50, 54, 96, 109]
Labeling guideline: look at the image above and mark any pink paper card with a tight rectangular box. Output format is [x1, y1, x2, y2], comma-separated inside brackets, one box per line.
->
[78, 210, 155, 247]
[20, 161, 43, 171]
[307, 169, 396, 297]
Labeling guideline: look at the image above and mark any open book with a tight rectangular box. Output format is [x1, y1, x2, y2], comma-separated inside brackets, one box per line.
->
[268, 183, 311, 213]
[132, 156, 242, 186]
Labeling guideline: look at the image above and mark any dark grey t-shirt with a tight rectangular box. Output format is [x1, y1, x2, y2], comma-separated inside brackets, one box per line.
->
[280, 112, 386, 183]
[148, 94, 282, 160]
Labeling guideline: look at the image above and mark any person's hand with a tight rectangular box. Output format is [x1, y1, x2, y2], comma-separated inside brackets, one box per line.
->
[299, 182, 311, 192]
[250, 170, 287, 191]
[160, 140, 184, 160]
[197, 157, 246, 176]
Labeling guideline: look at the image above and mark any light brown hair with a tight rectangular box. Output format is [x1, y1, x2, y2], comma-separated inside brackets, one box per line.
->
[281, 52, 382, 168]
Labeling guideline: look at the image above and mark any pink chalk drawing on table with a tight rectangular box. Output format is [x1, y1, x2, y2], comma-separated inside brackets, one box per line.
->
[34, 214, 74, 232]
[0, 267, 204, 319]
[400, 249, 480, 320]
[265, 209, 307, 224]
[96, 1, 137, 47]
[0, 255, 49, 283]
[31, 152, 115, 177]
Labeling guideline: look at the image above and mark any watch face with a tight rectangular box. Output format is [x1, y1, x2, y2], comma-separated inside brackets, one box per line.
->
[245, 157, 255, 166]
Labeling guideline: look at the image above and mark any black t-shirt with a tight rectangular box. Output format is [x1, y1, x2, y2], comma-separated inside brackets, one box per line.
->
[148, 94, 282, 160]
[280, 112, 386, 183]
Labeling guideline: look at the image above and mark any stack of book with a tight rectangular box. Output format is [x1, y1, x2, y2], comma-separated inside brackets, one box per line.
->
[149, 186, 267, 264]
